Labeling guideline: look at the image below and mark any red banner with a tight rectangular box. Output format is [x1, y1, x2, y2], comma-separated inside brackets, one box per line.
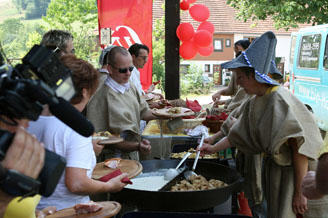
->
[97, 0, 153, 90]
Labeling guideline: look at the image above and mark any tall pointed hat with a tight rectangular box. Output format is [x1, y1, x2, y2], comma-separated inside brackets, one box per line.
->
[221, 31, 279, 85]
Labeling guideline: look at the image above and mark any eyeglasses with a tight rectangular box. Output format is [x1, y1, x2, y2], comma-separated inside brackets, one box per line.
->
[111, 65, 134, 74]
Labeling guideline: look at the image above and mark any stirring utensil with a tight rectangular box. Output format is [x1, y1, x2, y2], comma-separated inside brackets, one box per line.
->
[164, 152, 192, 181]
[184, 133, 205, 180]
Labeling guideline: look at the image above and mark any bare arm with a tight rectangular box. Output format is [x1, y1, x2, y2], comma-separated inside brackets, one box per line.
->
[290, 138, 308, 215]
[204, 131, 224, 145]
[65, 167, 127, 195]
[199, 136, 233, 155]
[113, 139, 151, 155]
[141, 109, 157, 121]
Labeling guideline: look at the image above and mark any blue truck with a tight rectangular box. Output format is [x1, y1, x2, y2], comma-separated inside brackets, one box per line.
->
[289, 24, 328, 133]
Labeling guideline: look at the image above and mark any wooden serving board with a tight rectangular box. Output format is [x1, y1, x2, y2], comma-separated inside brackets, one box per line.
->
[92, 159, 142, 180]
[152, 107, 194, 118]
[46, 201, 121, 218]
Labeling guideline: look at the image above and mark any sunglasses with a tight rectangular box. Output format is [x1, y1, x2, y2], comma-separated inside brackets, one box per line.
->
[112, 66, 134, 74]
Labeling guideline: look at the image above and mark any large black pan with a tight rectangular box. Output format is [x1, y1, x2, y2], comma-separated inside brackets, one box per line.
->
[111, 159, 243, 212]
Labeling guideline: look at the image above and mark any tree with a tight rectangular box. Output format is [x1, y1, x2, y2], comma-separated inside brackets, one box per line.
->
[0, 18, 26, 61]
[152, 18, 165, 90]
[12, 0, 28, 13]
[226, 0, 327, 30]
[43, 0, 99, 62]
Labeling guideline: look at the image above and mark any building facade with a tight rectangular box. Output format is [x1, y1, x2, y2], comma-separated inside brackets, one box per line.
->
[153, 0, 311, 84]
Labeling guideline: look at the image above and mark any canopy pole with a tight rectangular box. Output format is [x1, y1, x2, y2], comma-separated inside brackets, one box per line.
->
[165, 0, 180, 100]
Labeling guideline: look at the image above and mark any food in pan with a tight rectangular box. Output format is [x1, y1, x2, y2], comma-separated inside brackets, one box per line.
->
[104, 158, 121, 169]
[170, 174, 227, 191]
[171, 148, 219, 159]
[74, 201, 103, 214]
[167, 107, 182, 114]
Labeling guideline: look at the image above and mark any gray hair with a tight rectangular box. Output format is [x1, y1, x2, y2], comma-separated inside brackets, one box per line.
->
[99, 45, 116, 67]
[41, 30, 73, 52]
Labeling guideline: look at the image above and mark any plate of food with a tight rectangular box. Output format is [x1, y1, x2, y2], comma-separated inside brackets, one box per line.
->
[93, 131, 123, 145]
[46, 201, 121, 217]
[92, 158, 143, 180]
[152, 107, 194, 118]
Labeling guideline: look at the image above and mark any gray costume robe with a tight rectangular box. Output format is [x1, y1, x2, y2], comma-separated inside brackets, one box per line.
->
[86, 83, 149, 160]
[228, 86, 323, 218]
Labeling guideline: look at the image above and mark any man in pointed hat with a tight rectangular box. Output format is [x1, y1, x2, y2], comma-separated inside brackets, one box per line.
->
[199, 31, 323, 217]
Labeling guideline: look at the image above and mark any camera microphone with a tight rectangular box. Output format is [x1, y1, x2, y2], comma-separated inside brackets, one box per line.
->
[48, 97, 94, 137]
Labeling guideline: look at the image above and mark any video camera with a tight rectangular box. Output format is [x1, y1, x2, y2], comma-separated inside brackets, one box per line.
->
[0, 44, 94, 197]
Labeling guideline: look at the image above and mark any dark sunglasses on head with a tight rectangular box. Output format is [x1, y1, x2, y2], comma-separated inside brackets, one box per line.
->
[116, 66, 134, 74]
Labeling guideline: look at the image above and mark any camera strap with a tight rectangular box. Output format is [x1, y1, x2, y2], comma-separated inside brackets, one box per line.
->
[0, 168, 40, 197]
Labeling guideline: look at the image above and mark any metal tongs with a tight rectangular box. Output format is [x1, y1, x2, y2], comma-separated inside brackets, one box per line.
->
[184, 133, 205, 180]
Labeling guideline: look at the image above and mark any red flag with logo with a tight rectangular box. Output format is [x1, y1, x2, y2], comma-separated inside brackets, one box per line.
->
[97, 0, 153, 90]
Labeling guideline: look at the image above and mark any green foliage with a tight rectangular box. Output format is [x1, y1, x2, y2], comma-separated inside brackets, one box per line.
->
[44, 0, 97, 31]
[180, 64, 213, 95]
[0, 16, 45, 64]
[226, 0, 327, 30]
[43, 0, 99, 63]
[0, 18, 25, 60]
[152, 17, 165, 91]
[26, 31, 42, 49]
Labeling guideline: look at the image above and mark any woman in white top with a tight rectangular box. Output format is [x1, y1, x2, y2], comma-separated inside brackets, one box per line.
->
[28, 54, 127, 210]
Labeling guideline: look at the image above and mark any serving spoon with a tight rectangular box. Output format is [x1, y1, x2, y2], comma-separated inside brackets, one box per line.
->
[164, 152, 192, 181]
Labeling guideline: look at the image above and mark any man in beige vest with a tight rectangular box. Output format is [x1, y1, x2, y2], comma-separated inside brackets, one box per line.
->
[86, 46, 162, 160]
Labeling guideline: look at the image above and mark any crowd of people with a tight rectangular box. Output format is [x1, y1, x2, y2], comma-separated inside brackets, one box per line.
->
[0, 28, 327, 218]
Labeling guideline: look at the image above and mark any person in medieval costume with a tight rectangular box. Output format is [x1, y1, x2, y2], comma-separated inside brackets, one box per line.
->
[199, 31, 323, 218]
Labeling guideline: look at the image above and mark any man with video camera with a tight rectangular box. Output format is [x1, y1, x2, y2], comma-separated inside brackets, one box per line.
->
[0, 31, 95, 216]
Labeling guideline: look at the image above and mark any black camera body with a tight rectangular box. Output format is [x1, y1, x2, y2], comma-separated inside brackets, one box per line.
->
[0, 44, 77, 197]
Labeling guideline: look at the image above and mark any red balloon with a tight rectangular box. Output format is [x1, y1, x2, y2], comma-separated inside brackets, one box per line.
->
[197, 21, 214, 34]
[180, 0, 190, 10]
[180, 41, 198, 60]
[176, 23, 195, 41]
[187, 0, 197, 4]
[189, 4, 210, 22]
[194, 30, 213, 47]
[198, 45, 214, 56]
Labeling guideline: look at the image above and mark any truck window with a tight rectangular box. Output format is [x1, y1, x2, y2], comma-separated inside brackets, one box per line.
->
[298, 34, 321, 69]
[324, 35, 328, 69]
[289, 35, 297, 68]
